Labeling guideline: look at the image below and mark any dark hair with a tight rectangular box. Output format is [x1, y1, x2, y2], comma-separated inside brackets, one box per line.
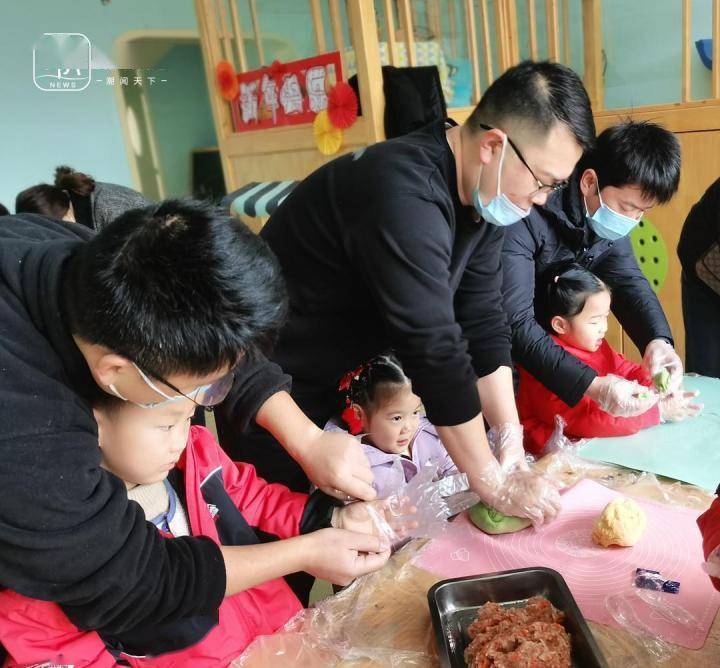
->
[54, 165, 96, 196]
[341, 352, 409, 413]
[62, 198, 288, 377]
[466, 60, 595, 152]
[15, 166, 96, 219]
[537, 262, 609, 332]
[16, 184, 70, 219]
[580, 121, 680, 204]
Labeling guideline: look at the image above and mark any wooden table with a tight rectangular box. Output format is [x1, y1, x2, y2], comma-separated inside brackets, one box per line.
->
[234, 456, 720, 667]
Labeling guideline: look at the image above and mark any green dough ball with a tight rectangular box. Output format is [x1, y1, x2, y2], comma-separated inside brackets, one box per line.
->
[653, 369, 670, 393]
[468, 502, 532, 535]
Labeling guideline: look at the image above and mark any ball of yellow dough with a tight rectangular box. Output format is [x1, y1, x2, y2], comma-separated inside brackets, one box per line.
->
[592, 497, 647, 547]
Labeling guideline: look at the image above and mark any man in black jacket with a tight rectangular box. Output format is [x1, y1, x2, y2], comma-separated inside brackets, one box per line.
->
[218, 61, 595, 524]
[503, 121, 682, 417]
[0, 202, 389, 641]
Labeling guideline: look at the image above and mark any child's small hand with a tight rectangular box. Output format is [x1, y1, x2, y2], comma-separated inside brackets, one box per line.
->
[332, 497, 418, 541]
[591, 374, 660, 417]
[303, 528, 391, 586]
[659, 390, 703, 422]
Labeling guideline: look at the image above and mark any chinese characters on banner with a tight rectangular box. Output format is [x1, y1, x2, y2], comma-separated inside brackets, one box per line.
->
[231, 52, 343, 132]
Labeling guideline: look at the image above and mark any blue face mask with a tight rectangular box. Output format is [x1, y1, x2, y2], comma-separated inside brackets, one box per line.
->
[585, 190, 642, 241]
[472, 136, 531, 226]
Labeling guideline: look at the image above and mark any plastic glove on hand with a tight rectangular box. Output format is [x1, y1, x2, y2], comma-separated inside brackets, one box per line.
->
[304, 528, 390, 586]
[487, 422, 528, 473]
[659, 390, 703, 422]
[644, 339, 683, 393]
[594, 374, 660, 417]
[469, 465, 561, 527]
[333, 497, 418, 543]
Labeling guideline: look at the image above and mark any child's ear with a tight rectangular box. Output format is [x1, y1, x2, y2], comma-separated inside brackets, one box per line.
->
[354, 404, 373, 430]
[550, 316, 568, 335]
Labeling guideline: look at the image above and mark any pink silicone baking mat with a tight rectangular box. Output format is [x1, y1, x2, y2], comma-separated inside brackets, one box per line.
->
[415, 479, 720, 649]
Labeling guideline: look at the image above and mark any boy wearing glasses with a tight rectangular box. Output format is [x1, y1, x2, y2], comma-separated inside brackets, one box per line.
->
[0, 393, 400, 665]
[502, 121, 683, 422]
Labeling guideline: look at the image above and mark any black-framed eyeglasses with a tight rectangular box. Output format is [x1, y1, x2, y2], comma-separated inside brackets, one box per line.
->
[479, 124, 569, 195]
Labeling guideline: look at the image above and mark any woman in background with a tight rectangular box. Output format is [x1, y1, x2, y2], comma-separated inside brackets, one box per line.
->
[15, 165, 150, 231]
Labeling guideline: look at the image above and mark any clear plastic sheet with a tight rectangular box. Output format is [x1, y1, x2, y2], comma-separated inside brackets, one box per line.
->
[604, 593, 675, 662]
[381, 462, 452, 540]
[634, 587, 701, 630]
[532, 417, 714, 511]
[364, 466, 484, 544]
[233, 541, 438, 668]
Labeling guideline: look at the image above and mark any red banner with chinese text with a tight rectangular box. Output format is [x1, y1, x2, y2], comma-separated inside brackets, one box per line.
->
[230, 52, 343, 132]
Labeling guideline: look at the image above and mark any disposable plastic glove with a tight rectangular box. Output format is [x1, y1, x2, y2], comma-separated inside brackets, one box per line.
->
[644, 339, 684, 393]
[467, 462, 561, 527]
[659, 390, 703, 422]
[592, 374, 660, 417]
[487, 422, 529, 473]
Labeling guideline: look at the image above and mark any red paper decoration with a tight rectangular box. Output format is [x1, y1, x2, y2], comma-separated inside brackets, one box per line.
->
[327, 81, 358, 129]
[216, 60, 238, 101]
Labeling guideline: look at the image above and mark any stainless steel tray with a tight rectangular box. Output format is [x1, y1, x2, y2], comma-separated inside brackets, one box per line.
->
[428, 567, 607, 667]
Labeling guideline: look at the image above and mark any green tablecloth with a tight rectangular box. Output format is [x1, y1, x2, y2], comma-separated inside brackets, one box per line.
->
[579, 375, 720, 491]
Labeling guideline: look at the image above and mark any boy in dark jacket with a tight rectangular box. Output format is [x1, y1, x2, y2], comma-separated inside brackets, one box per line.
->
[503, 121, 682, 415]
[0, 396, 398, 666]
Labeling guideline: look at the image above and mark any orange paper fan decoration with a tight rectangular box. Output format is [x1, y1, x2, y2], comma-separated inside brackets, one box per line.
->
[216, 60, 238, 101]
[327, 81, 358, 129]
[313, 110, 343, 155]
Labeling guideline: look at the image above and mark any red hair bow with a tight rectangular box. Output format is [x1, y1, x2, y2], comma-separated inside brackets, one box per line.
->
[338, 364, 366, 392]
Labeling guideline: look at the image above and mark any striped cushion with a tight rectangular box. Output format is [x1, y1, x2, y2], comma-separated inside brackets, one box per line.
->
[223, 181, 297, 218]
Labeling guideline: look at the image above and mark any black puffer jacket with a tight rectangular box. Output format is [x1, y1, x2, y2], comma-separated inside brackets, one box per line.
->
[678, 177, 720, 278]
[502, 169, 673, 407]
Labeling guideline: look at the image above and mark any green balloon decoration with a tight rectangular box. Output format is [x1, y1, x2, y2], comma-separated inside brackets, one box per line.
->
[629, 217, 668, 293]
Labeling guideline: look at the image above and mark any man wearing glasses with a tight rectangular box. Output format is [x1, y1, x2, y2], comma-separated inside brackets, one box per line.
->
[0, 200, 390, 644]
[502, 121, 683, 422]
[219, 61, 595, 527]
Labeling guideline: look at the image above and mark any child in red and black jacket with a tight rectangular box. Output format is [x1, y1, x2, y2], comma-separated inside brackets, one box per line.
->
[517, 263, 701, 455]
[0, 397, 398, 667]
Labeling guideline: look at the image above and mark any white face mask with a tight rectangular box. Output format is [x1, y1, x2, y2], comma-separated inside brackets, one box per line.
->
[472, 135, 531, 226]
